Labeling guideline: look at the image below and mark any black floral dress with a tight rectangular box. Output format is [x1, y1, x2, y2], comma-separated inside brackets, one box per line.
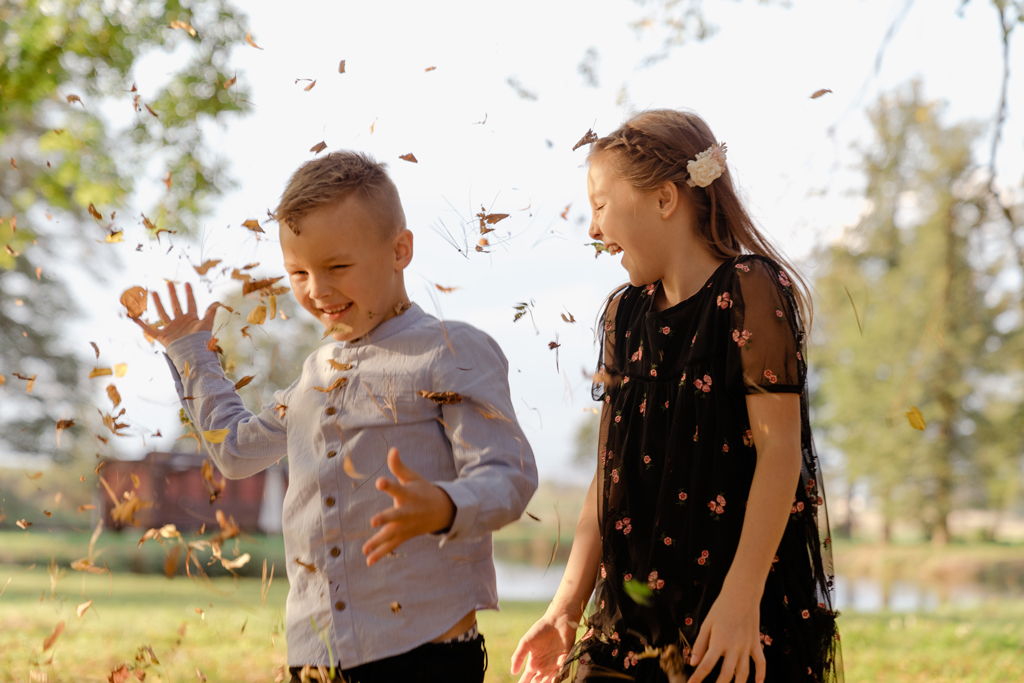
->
[568, 255, 841, 682]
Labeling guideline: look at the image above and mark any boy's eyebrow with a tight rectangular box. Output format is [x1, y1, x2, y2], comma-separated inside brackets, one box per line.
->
[284, 251, 354, 269]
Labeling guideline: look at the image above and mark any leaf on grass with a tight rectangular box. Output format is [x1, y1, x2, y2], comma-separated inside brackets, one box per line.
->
[42, 620, 65, 651]
[313, 376, 349, 392]
[119, 286, 148, 318]
[241, 218, 264, 234]
[76, 600, 93, 618]
[245, 33, 263, 49]
[202, 429, 230, 444]
[810, 88, 833, 99]
[623, 578, 653, 606]
[341, 453, 364, 479]
[194, 259, 221, 276]
[310, 140, 328, 154]
[572, 128, 598, 151]
[417, 390, 463, 405]
[399, 153, 418, 163]
[906, 406, 926, 431]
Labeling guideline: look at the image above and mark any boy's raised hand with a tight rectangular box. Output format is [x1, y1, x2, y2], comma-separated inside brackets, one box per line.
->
[129, 282, 219, 349]
[363, 447, 456, 567]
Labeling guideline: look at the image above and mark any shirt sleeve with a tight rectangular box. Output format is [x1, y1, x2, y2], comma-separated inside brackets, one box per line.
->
[428, 323, 539, 543]
[730, 257, 806, 394]
[163, 330, 297, 479]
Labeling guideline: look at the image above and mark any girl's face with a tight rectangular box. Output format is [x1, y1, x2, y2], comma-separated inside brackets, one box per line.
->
[587, 153, 668, 287]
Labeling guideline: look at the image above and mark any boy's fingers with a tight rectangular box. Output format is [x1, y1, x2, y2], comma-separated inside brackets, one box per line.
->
[152, 292, 171, 325]
[387, 447, 422, 484]
[201, 301, 219, 326]
[130, 316, 158, 339]
[167, 281, 183, 316]
[185, 282, 198, 317]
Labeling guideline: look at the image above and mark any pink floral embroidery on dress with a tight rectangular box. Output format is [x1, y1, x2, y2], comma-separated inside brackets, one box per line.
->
[694, 374, 712, 392]
[763, 369, 778, 384]
[697, 549, 709, 566]
[630, 345, 643, 362]
[732, 328, 752, 347]
[647, 570, 665, 590]
[639, 398, 647, 415]
[643, 454, 652, 465]
[717, 292, 733, 309]
[645, 283, 657, 296]
[779, 271, 792, 287]
[615, 517, 632, 535]
[743, 429, 754, 447]
[678, 490, 688, 502]
[775, 309, 784, 318]
[735, 262, 750, 272]
[661, 325, 671, 335]
[708, 494, 726, 515]
[611, 468, 620, 483]
[663, 536, 673, 546]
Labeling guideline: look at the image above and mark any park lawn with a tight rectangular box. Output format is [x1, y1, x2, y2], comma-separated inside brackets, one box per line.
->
[1, 564, 1023, 682]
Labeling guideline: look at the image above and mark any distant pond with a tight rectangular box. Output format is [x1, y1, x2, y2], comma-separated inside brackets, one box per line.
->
[495, 560, 1024, 612]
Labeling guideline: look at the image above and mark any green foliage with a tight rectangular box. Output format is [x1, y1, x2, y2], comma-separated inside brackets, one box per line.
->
[0, 0, 251, 461]
[811, 82, 1023, 542]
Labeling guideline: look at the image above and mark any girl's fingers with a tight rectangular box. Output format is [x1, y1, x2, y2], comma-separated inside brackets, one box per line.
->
[714, 652, 736, 683]
[690, 646, 719, 683]
[734, 656, 750, 683]
[167, 281, 183, 316]
[185, 282, 198, 317]
[753, 645, 767, 683]
[152, 292, 171, 325]
[690, 623, 711, 667]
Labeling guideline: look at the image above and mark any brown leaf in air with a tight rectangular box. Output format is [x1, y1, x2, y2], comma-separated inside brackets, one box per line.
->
[561, 311, 576, 323]
[87, 203, 103, 220]
[201, 460, 226, 503]
[89, 341, 100, 358]
[327, 360, 353, 371]
[242, 276, 282, 295]
[223, 75, 237, 89]
[247, 304, 267, 325]
[66, 94, 83, 106]
[390, 601, 402, 614]
[310, 140, 328, 154]
[338, 59, 346, 73]
[55, 419, 75, 447]
[119, 286, 148, 318]
[434, 284, 458, 293]
[105, 230, 124, 243]
[294, 558, 317, 573]
[42, 620, 65, 651]
[245, 32, 263, 49]
[548, 341, 561, 350]
[234, 375, 255, 391]
[572, 128, 598, 151]
[560, 203, 571, 220]
[418, 390, 463, 405]
[810, 88, 833, 99]
[13, 372, 37, 393]
[342, 453, 364, 479]
[241, 218, 264, 233]
[16, 519, 31, 529]
[106, 384, 122, 408]
[169, 20, 197, 37]
[114, 363, 127, 377]
[76, 600, 93, 618]
[194, 258, 221, 276]
[90, 367, 113, 378]
[424, 66, 437, 72]
[399, 153, 418, 163]
[26, 471, 43, 480]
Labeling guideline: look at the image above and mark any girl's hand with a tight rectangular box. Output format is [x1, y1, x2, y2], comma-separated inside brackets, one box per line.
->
[510, 610, 579, 683]
[130, 281, 219, 348]
[689, 585, 766, 683]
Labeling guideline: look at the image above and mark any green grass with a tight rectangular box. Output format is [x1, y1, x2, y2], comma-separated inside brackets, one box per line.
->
[2, 564, 1023, 682]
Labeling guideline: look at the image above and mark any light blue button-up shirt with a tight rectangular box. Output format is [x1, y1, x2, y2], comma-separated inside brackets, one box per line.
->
[163, 304, 538, 667]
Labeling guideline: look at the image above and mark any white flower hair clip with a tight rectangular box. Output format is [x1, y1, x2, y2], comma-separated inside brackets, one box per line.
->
[685, 142, 728, 188]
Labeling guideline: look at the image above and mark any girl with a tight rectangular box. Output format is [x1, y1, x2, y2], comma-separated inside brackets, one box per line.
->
[511, 110, 841, 683]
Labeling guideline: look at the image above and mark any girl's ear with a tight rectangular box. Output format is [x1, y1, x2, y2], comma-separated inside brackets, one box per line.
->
[656, 180, 681, 219]
[393, 229, 414, 270]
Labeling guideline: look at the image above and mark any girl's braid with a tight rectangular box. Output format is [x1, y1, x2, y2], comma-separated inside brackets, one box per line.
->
[604, 126, 692, 185]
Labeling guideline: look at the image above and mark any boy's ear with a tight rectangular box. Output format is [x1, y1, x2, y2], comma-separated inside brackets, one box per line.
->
[393, 229, 413, 270]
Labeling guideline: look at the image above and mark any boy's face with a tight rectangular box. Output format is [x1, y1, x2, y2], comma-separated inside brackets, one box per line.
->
[281, 194, 412, 342]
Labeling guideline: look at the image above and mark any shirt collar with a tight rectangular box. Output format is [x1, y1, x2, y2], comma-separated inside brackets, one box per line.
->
[339, 302, 426, 348]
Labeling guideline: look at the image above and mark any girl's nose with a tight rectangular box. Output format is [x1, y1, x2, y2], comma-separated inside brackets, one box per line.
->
[588, 220, 603, 241]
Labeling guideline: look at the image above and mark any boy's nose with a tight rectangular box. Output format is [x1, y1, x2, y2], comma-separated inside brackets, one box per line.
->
[308, 273, 332, 299]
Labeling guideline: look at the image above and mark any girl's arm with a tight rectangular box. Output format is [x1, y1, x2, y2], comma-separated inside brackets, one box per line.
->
[689, 391, 802, 683]
[510, 470, 601, 682]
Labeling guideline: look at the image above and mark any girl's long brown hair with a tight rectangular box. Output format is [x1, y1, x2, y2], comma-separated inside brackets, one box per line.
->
[591, 109, 812, 324]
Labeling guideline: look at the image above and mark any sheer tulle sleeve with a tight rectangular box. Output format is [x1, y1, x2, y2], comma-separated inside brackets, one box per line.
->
[730, 257, 805, 394]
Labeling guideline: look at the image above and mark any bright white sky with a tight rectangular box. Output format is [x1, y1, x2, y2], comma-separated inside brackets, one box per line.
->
[54, 0, 1022, 483]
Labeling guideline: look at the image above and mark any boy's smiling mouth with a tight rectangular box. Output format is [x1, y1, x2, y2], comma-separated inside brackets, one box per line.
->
[318, 302, 353, 321]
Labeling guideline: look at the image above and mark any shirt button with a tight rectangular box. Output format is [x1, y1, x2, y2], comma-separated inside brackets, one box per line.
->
[326, 450, 337, 459]
[325, 496, 336, 507]
[330, 547, 341, 557]
[325, 406, 337, 416]
[334, 600, 346, 611]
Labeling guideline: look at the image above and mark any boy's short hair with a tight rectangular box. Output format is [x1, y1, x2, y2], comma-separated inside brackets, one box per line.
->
[274, 151, 406, 236]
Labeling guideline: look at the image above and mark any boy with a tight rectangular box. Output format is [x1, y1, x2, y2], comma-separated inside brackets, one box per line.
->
[129, 151, 538, 682]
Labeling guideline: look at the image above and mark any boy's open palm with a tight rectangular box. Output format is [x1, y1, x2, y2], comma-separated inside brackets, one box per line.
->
[362, 448, 456, 567]
[129, 282, 219, 348]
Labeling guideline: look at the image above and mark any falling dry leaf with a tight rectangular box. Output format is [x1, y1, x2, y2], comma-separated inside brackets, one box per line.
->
[247, 305, 267, 325]
[220, 553, 251, 571]
[223, 74, 237, 89]
[327, 360, 353, 371]
[16, 519, 31, 530]
[76, 600, 93, 618]
[78, 504, 96, 512]
[25, 471, 43, 480]
[560, 204, 572, 220]
[434, 284, 458, 293]
[310, 140, 327, 154]
[561, 311, 577, 323]
[89, 341, 100, 358]
[294, 558, 317, 573]
[207, 336, 223, 353]
[399, 153, 418, 163]
[313, 377, 349, 393]
[572, 128, 598, 151]
[268, 294, 278, 320]
[242, 276, 282, 295]
[338, 59, 346, 73]
[417, 390, 463, 405]
[169, 20, 197, 36]
[119, 286, 148, 318]
[201, 459, 225, 503]
[104, 230, 124, 243]
[906, 406, 926, 431]
[245, 32, 262, 49]
[390, 601, 402, 614]
[55, 419, 75, 447]
[241, 218, 264, 234]
[113, 363, 128, 377]
[13, 372, 37, 393]
[234, 375, 255, 391]
[341, 453, 364, 479]
[548, 341, 561, 350]
[202, 429, 229, 444]
[89, 367, 113, 378]
[42, 621, 65, 651]
[810, 88, 833, 99]
[66, 94, 83, 106]
[106, 384, 122, 408]
[87, 203, 103, 220]
[322, 322, 354, 339]
[194, 258, 221, 276]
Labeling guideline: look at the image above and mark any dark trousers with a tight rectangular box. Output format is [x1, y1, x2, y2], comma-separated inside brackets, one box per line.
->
[289, 634, 487, 683]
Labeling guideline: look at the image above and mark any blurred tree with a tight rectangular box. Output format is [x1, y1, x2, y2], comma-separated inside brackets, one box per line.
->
[0, 0, 251, 463]
[811, 81, 1023, 544]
